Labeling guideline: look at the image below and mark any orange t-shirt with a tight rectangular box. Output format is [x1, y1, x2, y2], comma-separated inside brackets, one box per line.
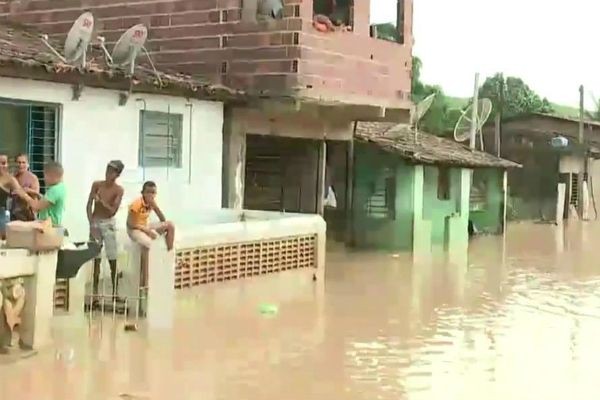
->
[128, 197, 151, 227]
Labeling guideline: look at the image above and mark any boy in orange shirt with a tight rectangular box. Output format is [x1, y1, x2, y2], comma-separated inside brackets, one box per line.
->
[126, 181, 175, 288]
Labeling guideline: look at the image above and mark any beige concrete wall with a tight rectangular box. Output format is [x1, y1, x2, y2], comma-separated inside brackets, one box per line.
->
[559, 155, 585, 173]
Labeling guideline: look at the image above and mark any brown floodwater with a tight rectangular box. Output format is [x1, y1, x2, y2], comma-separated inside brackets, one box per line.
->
[2, 222, 600, 400]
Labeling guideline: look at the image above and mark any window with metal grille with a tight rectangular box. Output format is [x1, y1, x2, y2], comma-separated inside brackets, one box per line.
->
[569, 173, 588, 206]
[366, 168, 396, 219]
[28, 106, 58, 193]
[470, 186, 487, 210]
[139, 110, 183, 168]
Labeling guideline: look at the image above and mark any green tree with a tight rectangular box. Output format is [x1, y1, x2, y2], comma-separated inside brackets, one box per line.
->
[371, 22, 399, 42]
[478, 73, 553, 119]
[411, 56, 461, 136]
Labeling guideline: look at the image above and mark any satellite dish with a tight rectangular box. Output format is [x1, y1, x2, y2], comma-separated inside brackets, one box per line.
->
[111, 24, 148, 68]
[410, 93, 436, 143]
[453, 98, 493, 147]
[98, 24, 162, 85]
[411, 93, 436, 125]
[41, 12, 94, 67]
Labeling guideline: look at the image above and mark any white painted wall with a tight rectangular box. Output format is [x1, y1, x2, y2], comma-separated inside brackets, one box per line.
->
[0, 77, 224, 241]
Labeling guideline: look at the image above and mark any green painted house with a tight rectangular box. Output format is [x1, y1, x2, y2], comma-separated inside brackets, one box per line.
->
[350, 122, 520, 260]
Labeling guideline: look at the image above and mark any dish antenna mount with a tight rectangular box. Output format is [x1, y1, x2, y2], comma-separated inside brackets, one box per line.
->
[98, 24, 162, 86]
[410, 93, 436, 143]
[453, 98, 493, 150]
[41, 12, 94, 68]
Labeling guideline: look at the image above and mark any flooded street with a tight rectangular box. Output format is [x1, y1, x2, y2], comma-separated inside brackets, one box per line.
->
[3, 222, 600, 399]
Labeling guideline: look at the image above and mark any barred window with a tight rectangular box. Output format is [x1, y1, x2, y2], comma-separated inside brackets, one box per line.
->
[139, 110, 183, 168]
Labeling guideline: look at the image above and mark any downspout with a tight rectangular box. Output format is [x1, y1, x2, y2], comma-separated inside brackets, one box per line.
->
[166, 104, 171, 181]
[135, 98, 147, 182]
[186, 103, 193, 184]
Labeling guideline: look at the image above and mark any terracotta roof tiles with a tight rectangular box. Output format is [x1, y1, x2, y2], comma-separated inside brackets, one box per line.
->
[355, 122, 521, 169]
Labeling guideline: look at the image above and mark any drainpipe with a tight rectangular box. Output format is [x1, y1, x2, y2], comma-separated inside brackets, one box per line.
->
[166, 104, 171, 181]
[186, 103, 193, 184]
[135, 98, 147, 182]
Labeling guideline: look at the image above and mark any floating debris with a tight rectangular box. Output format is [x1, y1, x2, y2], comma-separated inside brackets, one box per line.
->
[258, 303, 279, 316]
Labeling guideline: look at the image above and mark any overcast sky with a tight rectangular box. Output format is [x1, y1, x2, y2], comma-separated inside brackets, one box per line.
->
[370, 0, 597, 107]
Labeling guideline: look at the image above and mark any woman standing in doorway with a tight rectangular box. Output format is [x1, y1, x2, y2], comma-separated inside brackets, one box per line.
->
[11, 154, 40, 221]
[0, 154, 36, 239]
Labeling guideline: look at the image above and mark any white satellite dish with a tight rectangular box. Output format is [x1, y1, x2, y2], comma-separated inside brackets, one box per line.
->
[454, 98, 493, 149]
[98, 24, 162, 85]
[411, 93, 436, 142]
[41, 12, 94, 68]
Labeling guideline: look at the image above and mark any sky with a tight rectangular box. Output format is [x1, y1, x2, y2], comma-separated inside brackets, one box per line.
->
[370, 0, 599, 107]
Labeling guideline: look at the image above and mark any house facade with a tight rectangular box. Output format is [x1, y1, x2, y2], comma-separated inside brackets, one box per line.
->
[2, 0, 415, 219]
[0, 23, 232, 241]
[1, 77, 224, 239]
[2, 21, 328, 312]
[482, 113, 600, 222]
[352, 123, 519, 261]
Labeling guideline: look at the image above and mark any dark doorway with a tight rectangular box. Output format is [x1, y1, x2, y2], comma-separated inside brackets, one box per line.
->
[244, 134, 320, 213]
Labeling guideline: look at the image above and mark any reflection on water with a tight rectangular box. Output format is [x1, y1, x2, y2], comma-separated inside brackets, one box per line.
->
[3, 222, 600, 399]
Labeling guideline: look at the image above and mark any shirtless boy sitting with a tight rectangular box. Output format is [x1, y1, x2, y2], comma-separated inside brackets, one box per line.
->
[126, 181, 174, 289]
[86, 160, 125, 298]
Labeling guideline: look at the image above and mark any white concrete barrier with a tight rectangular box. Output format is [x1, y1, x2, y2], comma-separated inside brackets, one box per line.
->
[0, 248, 58, 351]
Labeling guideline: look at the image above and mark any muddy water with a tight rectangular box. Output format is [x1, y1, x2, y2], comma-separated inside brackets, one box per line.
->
[3, 222, 600, 399]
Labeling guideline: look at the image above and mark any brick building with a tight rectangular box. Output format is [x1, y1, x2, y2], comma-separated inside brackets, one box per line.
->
[2, 0, 414, 227]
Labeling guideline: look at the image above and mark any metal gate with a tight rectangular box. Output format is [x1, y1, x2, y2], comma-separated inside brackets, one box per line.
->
[26, 105, 59, 192]
[82, 251, 147, 321]
[0, 100, 58, 186]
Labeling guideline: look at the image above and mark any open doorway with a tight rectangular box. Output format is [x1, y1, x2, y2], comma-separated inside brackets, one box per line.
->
[313, 0, 353, 29]
[370, 0, 406, 43]
[0, 99, 59, 192]
[244, 134, 320, 213]
[323, 140, 350, 242]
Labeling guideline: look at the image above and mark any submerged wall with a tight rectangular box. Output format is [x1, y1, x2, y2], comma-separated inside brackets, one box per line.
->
[352, 143, 412, 250]
[352, 143, 471, 256]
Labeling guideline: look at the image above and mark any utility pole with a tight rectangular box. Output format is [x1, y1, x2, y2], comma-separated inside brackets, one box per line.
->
[469, 73, 480, 151]
[494, 74, 504, 157]
[579, 85, 584, 144]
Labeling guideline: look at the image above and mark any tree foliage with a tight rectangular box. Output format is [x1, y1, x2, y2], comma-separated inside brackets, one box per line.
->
[478, 74, 554, 120]
[411, 56, 460, 136]
[371, 22, 399, 42]
[411, 60, 557, 135]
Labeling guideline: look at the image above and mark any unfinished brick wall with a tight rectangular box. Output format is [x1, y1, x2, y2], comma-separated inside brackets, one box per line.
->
[3, 0, 412, 106]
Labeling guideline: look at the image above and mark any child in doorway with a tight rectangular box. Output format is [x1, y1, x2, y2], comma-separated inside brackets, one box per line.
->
[126, 181, 175, 289]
